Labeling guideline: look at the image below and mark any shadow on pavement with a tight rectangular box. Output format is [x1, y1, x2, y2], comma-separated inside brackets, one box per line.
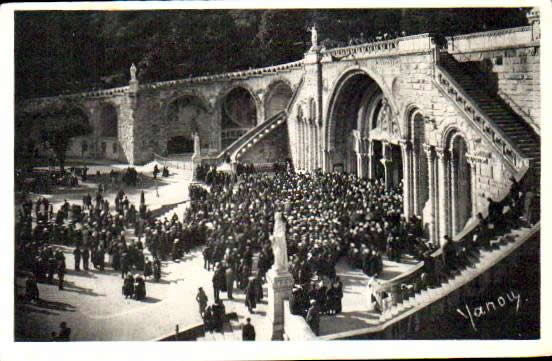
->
[63, 280, 106, 297]
[27, 298, 77, 312]
[140, 296, 162, 304]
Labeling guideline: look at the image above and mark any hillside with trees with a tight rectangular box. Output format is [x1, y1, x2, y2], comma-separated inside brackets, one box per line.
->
[15, 8, 529, 100]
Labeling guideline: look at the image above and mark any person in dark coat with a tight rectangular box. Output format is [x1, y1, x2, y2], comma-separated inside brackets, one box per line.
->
[212, 263, 225, 303]
[73, 246, 81, 271]
[82, 247, 90, 271]
[153, 257, 161, 282]
[144, 258, 153, 279]
[245, 276, 257, 313]
[242, 318, 256, 341]
[203, 306, 215, 333]
[25, 274, 40, 302]
[225, 266, 234, 300]
[56, 322, 71, 341]
[306, 299, 321, 336]
[56, 252, 66, 290]
[134, 274, 146, 300]
[123, 274, 134, 299]
[211, 300, 226, 333]
[254, 275, 263, 303]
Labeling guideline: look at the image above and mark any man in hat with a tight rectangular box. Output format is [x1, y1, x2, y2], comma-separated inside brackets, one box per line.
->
[242, 318, 256, 341]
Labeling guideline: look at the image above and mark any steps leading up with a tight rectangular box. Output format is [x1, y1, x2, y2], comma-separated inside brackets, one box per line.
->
[385, 223, 535, 318]
[439, 53, 540, 187]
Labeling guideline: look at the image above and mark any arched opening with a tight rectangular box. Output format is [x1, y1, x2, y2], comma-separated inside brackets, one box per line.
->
[411, 111, 429, 216]
[329, 72, 384, 174]
[221, 87, 257, 149]
[99, 104, 118, 138]
[451, 135, 472, 234]
[166, 96, 209, 154]
[264, 81, 293, 120]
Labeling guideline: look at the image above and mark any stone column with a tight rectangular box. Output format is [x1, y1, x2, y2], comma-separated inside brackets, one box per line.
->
[299, 121, 305, 170]
[450, 152, 458, 236]
[266, 267, 294, 340]
[424, 145, 437, 246]
[467, 158, 478, 218]
[381, 142, 392, 190]
[367, 140, 375, 180]
[400, 140, 413, 219]
[312, 123, 317, 171]
[323, 149, 334, 172]
[436, 147, 449, 246]
[307, 123, 313, 171]
[412, 145, 420, 215]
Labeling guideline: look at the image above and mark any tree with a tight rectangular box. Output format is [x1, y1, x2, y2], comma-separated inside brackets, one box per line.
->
[37, 107, 92, 173]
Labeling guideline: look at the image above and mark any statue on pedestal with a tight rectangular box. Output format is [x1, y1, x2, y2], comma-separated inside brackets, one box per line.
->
[271, 212, 289, 273]
[130, 63, 137, 82]
[309, 24, 318, 49]
[193, 132, 201, 156]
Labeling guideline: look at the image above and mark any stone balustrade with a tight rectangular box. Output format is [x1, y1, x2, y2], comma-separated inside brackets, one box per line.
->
[446, 26, 535, 53]
[141, 60, 304, 91]
[321, 33, 435, 61]
[433, 66, 529, 174]
[221, 128, 249, 141]
[24, 85, 130, 105]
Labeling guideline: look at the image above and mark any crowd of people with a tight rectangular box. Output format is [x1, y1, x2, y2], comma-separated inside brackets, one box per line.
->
[182, 167, 439, 334]
[322, 30, 410, 50]
[15, 179, 206, 306]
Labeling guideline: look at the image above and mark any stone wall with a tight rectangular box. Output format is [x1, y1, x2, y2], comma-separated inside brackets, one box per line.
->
[66, 136, 121, 161]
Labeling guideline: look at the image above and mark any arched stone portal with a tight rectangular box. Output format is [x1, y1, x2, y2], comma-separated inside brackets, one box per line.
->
[410, 110, 430, 217]
[327, 72, 385, 175]
[221, 87, 257, 149]
[264, 81, 293, 120]
[166, 96, 210, 154]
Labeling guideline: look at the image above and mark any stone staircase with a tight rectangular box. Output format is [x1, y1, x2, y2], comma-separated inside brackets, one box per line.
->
[439, 53, 540, 186]
[377, 221, 538, 324]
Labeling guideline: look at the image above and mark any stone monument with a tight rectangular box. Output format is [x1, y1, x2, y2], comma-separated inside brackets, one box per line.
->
[191, 132, 202, 181]
[266, 212, 294, 340]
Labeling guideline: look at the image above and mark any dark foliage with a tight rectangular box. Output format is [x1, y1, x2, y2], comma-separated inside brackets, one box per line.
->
[14, 8, 529, 99]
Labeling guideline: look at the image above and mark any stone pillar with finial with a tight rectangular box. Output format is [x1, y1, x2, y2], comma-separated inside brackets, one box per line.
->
[191, 132, 202, 181]
[266, 211, 294, 340]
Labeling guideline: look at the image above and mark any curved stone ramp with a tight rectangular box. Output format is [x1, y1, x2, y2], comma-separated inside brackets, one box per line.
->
[318, 221, 539, 340]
